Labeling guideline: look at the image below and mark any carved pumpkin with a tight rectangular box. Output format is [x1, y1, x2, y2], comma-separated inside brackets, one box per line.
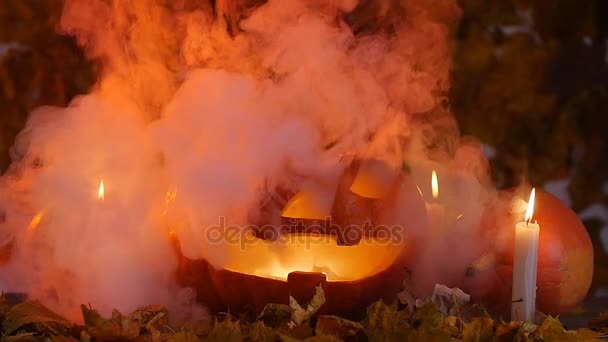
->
[174, 160, 423, 319]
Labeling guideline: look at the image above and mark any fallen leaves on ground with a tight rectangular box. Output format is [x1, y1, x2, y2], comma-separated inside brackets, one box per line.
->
[3, 300, 73, 335]
[289, 283, 326, 327]
[0, 293, 605, 341]
[590, 311, 608, 334]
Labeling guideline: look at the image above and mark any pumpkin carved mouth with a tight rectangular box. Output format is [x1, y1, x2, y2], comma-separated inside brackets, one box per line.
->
[214, 231, 407, 281]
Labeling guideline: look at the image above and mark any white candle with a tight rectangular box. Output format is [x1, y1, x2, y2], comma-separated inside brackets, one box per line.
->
[511, 188, 540, 322]
[425, 170, 447, 238]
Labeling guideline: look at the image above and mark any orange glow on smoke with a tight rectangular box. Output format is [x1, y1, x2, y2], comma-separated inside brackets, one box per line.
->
[350, 159, 396, 199]
[28, 211, 44, 232]
[165, 189, 177, 205]
[280, 189, 332, 220]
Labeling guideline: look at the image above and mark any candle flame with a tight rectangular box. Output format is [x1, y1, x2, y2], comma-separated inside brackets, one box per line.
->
[525, 188, 535, 223]
[165, 189, 177, 205]
[28, 211, 44, 232]
[431, 170, 439, 199]
[98, 179, 105, 201]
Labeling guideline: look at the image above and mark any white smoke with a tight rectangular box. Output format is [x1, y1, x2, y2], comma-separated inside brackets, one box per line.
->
[0, 0, 502, 322]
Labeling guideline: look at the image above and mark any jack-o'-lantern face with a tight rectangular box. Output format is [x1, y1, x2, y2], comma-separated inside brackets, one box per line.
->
[225, 159, 418, 281]
[174, 159, 424, 318]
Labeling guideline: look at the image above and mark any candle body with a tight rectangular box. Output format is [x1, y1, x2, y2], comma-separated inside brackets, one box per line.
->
[511, 221, 540, 321]
[425, 203, 446, 239]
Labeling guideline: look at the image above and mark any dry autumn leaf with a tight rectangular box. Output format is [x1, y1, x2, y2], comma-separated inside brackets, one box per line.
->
[289, 283, 326, 327]
[2, 300, 73, 335]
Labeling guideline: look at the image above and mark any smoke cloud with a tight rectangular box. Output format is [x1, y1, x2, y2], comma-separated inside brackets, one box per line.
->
[0, 0, 506, 321]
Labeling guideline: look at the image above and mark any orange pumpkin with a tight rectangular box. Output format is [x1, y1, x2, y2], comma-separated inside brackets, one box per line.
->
[174, 161, 422, 319]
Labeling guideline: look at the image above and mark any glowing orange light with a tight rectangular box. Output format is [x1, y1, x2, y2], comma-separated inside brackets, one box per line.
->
[98, 179, 105, 201]
[165, 189, 177, 205]
[349, 159, 395, 199]
[416, 185, 423, 197]
[525, 188, 535, 223]
[280, 189, 331, 220]
[28, 211, 44, 232]
[431, 170, 439, 199]
[216, 232, 405, 281]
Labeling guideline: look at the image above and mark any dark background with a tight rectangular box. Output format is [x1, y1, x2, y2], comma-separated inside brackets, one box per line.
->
[1, 0, 607, 317]
[452, 0, 608, 301]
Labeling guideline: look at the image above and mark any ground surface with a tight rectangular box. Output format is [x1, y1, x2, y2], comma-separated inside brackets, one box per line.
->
[1, 288, 607, 341]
